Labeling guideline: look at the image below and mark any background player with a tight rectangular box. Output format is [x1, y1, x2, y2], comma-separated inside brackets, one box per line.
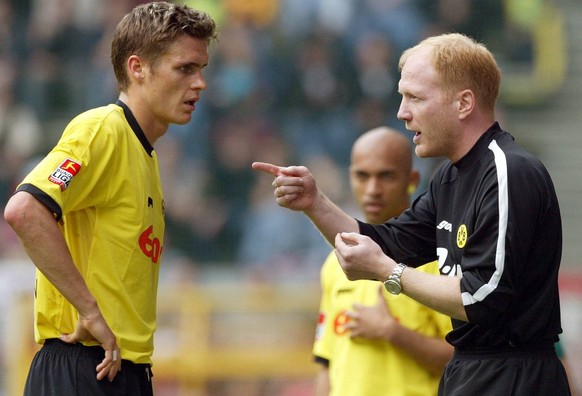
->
[313, 127, 452, 396]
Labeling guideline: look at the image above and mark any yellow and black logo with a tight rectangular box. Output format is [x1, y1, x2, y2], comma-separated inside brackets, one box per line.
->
[457, 224, 468, 248]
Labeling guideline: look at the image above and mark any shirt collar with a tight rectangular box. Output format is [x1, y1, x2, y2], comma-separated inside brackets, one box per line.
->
[116, 99, 154, 156]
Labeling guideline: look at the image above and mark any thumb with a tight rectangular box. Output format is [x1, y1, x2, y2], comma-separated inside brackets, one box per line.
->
[59, 333, 77, 344]
[337, 232, 360, 247]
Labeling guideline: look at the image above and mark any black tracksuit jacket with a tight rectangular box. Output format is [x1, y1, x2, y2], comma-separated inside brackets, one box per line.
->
[359, 122, 563, 350]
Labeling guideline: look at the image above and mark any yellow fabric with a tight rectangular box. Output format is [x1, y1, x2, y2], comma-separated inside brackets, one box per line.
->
[313, 253, 452, 396]
[20, 104, 164, 364]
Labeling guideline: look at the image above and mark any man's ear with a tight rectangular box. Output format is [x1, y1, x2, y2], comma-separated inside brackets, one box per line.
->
[127, 55, 145, 81]
[457, 89, 475, 120]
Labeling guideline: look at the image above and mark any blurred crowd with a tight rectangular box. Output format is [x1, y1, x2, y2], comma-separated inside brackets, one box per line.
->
[0, 0, 534, 281]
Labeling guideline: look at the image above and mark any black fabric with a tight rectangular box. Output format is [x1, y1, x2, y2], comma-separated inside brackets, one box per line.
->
[24, 339, 153, 396]
[314, 355, 330, 367]
[439, 343, 571, 395]
[16, 183, 63, 222]
[359, 123, 563, 350]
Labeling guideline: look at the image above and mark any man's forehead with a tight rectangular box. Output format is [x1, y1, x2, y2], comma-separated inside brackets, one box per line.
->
[165, 36, 209, 59]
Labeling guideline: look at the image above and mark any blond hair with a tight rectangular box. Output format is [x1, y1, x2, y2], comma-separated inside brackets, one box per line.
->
[399, 33, 501, 113]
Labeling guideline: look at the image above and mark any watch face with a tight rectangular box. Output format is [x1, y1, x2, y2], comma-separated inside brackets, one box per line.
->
[384, 280, 402, 295]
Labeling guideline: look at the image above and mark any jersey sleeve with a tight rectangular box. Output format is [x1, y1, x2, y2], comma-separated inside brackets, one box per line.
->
[460, 147, 561, 332]
[455, 161, 510, 324]
[17, 111, 120, 220]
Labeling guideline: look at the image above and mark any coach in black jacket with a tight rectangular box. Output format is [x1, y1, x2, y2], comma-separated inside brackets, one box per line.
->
[253, 33, 571, 395]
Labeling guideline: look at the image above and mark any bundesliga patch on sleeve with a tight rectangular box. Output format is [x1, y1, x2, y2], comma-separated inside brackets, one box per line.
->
[48, 158, 81, 191]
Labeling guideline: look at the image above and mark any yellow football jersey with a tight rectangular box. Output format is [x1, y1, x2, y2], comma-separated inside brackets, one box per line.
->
[313, 253, 452, 396]
[17, 102, 164, 364]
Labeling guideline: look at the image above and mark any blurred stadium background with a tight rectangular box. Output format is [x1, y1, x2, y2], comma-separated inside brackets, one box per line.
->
[0, 0, 580, 395]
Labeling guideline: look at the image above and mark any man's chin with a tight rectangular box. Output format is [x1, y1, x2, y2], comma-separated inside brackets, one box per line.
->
[174, 115, 193, 125]
[415, 146, 432, 158]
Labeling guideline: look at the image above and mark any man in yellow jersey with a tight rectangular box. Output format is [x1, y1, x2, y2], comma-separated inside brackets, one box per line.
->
[313, 127, 453, 396]
[3, 2, 217, 395]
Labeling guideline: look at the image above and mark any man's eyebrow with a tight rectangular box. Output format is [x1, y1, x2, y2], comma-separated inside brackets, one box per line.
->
[180, 61, 208, 68]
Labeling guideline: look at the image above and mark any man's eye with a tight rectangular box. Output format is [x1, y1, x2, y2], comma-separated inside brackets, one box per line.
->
[180, 65, 193, 74]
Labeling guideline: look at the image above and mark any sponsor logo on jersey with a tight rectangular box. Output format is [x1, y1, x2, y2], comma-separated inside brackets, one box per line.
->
[457, 224, 468, 248]
[48, 158, 81, 191]
[139, 225, 163, 264]
[333, 310, 351, 335]
[437, 247, 463, 277]
[437, 220, 453, 232]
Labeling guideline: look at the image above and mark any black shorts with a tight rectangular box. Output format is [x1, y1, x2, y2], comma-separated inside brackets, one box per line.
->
[24, 339, 153, 396]
[439, 342, 571, 396]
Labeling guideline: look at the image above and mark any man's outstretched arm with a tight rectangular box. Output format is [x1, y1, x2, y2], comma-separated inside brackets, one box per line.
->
[252, 162, 359, 245]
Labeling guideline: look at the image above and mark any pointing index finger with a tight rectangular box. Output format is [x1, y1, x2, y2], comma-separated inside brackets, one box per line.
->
[251, 162, 283, 177]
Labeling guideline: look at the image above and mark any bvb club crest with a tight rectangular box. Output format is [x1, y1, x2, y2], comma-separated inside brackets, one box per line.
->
[457, 224, 467, 248]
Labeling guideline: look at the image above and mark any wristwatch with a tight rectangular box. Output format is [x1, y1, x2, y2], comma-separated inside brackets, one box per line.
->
[383, 263, 407, 295]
